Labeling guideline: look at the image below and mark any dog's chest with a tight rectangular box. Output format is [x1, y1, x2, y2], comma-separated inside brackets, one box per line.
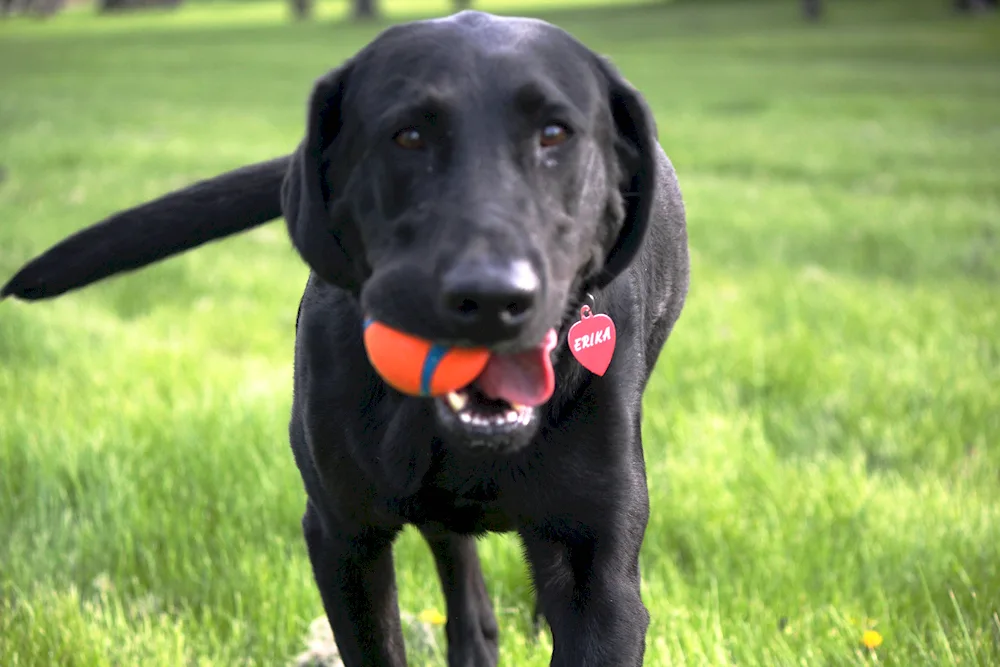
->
[395, 469, 520, 535]
[397, 492, 516, 535]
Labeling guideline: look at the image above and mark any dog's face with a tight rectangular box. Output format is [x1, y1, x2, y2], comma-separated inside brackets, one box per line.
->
[282, 11, 657, 452]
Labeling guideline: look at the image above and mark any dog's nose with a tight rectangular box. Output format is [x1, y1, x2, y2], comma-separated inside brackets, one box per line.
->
[440, 259, 540, 340]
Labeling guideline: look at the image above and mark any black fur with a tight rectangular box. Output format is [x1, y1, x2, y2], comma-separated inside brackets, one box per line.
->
[3, 12, 690, 666]
[1, 157, 288, 300]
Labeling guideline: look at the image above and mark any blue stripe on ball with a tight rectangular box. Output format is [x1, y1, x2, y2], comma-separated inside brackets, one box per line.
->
[363, 318, 374, 331]
[420, 344, 449, 396]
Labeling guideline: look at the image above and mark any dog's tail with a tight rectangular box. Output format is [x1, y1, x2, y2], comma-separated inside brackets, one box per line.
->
[2, 155, 291, 302]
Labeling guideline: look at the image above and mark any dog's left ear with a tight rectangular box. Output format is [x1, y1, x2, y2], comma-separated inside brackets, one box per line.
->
[282, 62, 369, 294]
[589, 56, 659, 290]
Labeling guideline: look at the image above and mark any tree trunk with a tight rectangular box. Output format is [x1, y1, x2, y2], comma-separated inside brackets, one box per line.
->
[98, 0, 182, 12]
[802, 0, 822, 21]
[353, 0, 378, 20]
[954, 0, 996, 12]
[2, 0, 67, 17]
[290, 0, 311, 20]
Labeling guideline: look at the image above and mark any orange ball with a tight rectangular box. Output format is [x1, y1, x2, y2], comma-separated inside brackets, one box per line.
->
[362, 318, 491, 397]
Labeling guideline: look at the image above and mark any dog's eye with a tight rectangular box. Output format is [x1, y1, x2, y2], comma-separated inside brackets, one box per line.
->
[394, 128, 425, 150]
[539, 123, 571, 148]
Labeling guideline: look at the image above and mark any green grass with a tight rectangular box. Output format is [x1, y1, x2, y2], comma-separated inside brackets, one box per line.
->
[1, 0, 999, 664]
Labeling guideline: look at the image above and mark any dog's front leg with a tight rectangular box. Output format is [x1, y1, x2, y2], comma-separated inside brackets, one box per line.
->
[302, 500, 407, 667]
[521, 492, 651, 666]
[421, 528, 500, 667]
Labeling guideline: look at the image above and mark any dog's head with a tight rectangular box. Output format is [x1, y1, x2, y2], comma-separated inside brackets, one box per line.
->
[282, 11, 658, 452]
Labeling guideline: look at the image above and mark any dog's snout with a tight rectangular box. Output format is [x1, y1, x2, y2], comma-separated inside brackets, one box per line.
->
[441, 259, 540, 340]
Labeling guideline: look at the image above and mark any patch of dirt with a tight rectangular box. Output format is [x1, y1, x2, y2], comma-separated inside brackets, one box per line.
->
[291, 612, 442, 667]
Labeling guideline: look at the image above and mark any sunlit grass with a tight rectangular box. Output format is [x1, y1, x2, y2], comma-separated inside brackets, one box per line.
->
[1, 0, 998, 664]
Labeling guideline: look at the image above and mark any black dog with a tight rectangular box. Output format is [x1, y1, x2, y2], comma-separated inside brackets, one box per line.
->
[3, 11, 689, 666]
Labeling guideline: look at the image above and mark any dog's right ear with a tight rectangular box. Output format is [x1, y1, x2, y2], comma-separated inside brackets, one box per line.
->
[282, 63, 368, 294]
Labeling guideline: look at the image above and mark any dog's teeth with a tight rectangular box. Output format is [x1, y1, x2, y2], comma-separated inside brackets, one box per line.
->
[449, 397, 532, 430]
[446, 391, 469, 412]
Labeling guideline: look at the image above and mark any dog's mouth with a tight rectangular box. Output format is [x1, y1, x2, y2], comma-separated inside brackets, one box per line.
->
[434, 328, 558, 441]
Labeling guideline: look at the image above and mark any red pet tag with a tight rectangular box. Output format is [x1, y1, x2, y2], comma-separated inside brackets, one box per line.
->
[568, 304, 616, 376]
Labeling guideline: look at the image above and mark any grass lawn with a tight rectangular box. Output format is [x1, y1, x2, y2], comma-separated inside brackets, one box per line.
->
[1, 0, 999, 664]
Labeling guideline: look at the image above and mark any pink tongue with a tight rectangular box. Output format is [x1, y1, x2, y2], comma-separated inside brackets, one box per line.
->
[476, 329, 558, 407]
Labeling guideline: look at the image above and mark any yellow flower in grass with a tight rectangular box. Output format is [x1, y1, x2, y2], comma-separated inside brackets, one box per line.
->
[862, 629, 883, 649]
[418, 608, 448, 626]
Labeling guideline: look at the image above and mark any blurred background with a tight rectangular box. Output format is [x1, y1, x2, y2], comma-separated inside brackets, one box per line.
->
[1, 0, 998, 665]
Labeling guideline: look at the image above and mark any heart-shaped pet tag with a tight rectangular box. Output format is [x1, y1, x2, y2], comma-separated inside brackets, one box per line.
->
[568, 305, 616, 376]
